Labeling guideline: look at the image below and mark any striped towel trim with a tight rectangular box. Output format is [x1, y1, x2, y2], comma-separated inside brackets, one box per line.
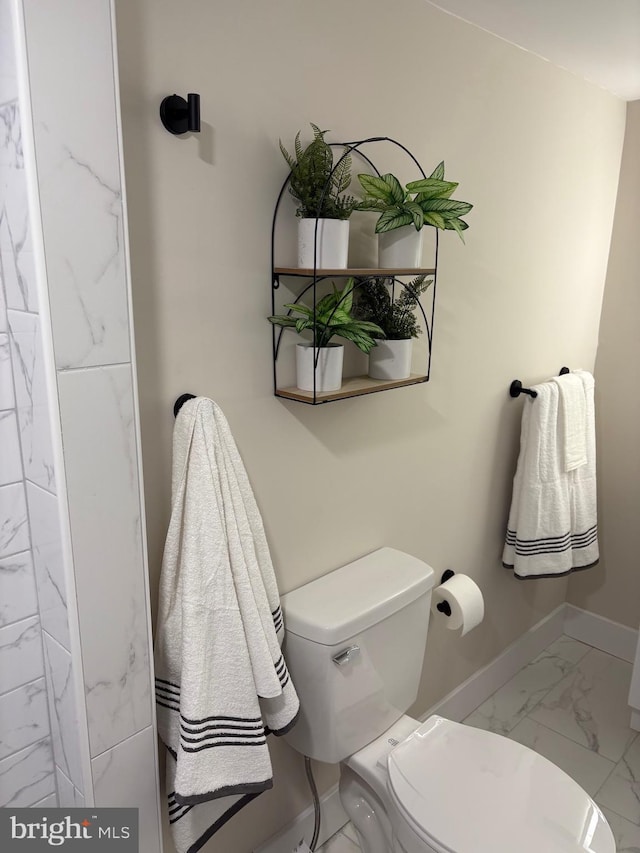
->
[180, 714, 267, 753]
[272, 605, 283, 633]
[156, 678, 268, 751]
[506, 524, 597, 556]
[156, 677, 181, 712]
[274, 654, 290, 689]
[168, 793, 194, 825]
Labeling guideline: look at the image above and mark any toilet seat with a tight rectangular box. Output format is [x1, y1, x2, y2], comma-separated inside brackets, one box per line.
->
[387, 715, 615, 853]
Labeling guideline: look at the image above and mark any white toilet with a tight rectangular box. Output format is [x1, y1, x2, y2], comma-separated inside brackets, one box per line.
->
[281, 547, 615, 853]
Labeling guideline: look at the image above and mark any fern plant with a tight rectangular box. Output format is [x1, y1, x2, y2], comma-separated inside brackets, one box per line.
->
[280, 124, 357, 220]
[353, 276, 432, 340]
[268, 278, 384, 353]
[356, 162, 472, 241]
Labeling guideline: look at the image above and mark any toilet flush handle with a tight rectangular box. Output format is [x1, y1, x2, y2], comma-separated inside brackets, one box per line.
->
[332, 645, 361, 667]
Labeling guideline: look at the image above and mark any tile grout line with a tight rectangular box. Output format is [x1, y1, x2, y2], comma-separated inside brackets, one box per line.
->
[515, 713, 617, 773]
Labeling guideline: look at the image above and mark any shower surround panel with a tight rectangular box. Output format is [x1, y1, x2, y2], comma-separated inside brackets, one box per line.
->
[0, 0, 161, 845]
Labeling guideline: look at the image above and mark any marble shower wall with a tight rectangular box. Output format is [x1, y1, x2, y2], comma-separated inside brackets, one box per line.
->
[18, 1, 161, 849]
[0, 0, 57, 810]
[0, 0, 160, 845]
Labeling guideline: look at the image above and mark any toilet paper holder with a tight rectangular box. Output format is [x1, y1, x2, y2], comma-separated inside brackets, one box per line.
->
[435, 570, 455, 617]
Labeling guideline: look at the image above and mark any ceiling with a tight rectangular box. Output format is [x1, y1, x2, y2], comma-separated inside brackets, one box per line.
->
[426, 0, 640, 100]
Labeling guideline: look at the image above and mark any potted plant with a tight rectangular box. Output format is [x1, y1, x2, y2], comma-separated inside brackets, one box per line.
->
[280, 124, 357, 269]
[356, 162, 472, 268]
[268, 278, 384, 393]
[354, 275, 432, 380]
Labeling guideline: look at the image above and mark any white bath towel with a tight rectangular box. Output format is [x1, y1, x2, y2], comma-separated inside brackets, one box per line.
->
[155, 397, 299, 853]
[552, 372, 587, 471]
[502, 372, 598, 578]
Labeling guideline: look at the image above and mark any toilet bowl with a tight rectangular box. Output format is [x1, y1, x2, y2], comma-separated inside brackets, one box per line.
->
[340, 714, 615, 853]
[280, 548, 615, 853]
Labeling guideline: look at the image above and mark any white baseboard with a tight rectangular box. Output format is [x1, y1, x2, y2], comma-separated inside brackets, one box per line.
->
[254, 783, 347, 853]
[563, 604, 637, 663]
[423, 604, 566, 722]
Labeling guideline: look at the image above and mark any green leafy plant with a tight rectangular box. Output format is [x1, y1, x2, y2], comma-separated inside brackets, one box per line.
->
[279, 124, 357, 220]
[353, 276, 433, 340]
[268, 278, 384, 353]
[356, 162, 472, 240]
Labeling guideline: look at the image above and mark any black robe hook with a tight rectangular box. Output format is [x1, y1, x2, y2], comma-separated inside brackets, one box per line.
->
[173, 394, 196, 417]
[160, 93, 201, 135]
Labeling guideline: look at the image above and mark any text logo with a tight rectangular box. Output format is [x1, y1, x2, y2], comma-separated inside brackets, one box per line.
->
[0, 809, 138, 851]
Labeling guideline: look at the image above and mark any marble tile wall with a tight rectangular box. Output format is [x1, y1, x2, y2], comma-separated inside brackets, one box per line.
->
[0, 0, 160, 840]
[0, 0, 56, 810]
[0, 0, 149, 815]
[18, 0, 161, 846]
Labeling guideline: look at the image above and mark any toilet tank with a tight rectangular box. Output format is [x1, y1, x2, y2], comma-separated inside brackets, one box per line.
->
[281, 547, 435, 764]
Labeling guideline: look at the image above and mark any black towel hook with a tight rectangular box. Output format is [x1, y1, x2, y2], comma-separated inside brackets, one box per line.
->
[173, 393, 196, 417]
[510, 367, 571, 399]
[160, 93, 201, 135]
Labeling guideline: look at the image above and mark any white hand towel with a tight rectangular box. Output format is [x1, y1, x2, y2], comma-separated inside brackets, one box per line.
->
[552, 372, 587, 471]
[503, 375, 598, 578]
[155, 397, 299, 853]
[570, 370, 599, 571]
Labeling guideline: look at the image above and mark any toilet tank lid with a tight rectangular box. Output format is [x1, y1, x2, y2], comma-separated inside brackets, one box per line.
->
[281, 547, 435, 646]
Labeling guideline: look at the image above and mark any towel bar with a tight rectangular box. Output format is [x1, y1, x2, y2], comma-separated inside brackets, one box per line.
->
[509, 367, 570, 399]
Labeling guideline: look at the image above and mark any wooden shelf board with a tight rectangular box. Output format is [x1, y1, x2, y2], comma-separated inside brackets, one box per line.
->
[274, 267, 436, 277]
[276, 373, 428, 403]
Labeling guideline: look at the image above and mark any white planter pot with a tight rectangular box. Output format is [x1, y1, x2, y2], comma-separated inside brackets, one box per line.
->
[368, 338, 413, 381]
[378, 225, 423, 268]
[298, 219, 349, 269]
[296, 343, 344, 393]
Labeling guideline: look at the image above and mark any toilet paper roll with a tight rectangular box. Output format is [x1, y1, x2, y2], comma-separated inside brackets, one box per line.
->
[431, 574, 484, 637]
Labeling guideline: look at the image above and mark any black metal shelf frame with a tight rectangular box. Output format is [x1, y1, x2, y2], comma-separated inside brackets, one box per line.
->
[270, 137, 440, 404]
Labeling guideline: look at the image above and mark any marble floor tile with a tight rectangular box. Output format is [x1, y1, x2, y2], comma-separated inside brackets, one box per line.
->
[464, 644, 578, 734]
[599, 807, 640, 852]
[597, 735, 640, 825]
[508, 717, 615, 796]
[318, 828, 361, 853]
[544, 636, 593, 666]
[341, 822, 360, 846]
[529, 648, 636, 762]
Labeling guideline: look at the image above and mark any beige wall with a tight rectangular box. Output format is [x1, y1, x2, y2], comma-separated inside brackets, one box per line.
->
[114, 1, 626, 849]
[568, 100, 640, 628]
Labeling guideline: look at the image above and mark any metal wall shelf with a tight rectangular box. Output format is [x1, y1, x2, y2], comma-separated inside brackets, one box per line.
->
[276, 373, 428, 404]
[274, 267, 437, 278]
[271, 137, 439, 405]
